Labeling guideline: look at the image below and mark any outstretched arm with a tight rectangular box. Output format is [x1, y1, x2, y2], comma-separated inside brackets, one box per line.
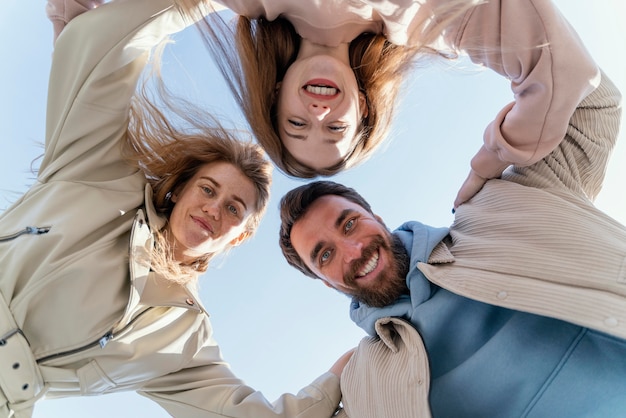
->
[443, 0, 599, 208]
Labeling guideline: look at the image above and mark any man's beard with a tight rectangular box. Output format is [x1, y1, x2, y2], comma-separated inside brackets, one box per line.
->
[344, 233, 410, 308]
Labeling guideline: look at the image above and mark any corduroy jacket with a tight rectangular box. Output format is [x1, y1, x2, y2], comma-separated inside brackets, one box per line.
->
[341, 71, 624, 418]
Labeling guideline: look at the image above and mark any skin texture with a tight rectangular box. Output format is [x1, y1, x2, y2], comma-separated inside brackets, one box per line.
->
[168, 162, 257, 263]
[277, 40, 367, 170]
[290, 195, 409, 307]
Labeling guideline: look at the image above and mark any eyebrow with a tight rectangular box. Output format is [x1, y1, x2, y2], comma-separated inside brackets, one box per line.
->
[309, 209, 353, 266]
[199, 176, 248, 211]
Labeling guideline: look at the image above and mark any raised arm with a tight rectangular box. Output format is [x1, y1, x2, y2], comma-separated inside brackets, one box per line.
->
[442, 0, 599, 208]
[502, 71, 622, 201]
[39, 0, 211, 184]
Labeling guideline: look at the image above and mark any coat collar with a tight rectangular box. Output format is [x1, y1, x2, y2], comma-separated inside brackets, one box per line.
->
[114, 186, 206, 331]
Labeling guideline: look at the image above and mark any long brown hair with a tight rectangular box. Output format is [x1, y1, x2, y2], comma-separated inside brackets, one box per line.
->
[190, 2, 470, 177]
[124, 72, 272, 283]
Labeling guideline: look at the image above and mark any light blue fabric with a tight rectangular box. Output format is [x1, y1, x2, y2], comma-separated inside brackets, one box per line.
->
[350, 222, 626, 417]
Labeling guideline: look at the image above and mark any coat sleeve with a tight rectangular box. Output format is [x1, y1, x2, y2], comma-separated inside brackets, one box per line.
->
[39, 0, 209, 183]
[340, 317, 431, 418]
[441, 0, 600, 180]
[136, 341, 342, 418]
[502, 71, 622, 201]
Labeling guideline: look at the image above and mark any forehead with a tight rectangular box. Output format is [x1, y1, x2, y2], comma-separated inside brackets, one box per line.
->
[281, 135, 346, 171]
[191, 162, 257, 206]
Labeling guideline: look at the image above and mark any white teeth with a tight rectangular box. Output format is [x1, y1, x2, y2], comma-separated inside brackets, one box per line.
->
[358, 252, 379, 277]
[305, 85, 338, 95]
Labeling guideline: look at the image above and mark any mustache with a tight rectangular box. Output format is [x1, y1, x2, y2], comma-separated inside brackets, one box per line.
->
[348, 233, 410, 308]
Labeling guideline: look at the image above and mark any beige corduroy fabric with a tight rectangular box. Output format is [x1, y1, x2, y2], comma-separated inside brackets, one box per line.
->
[340, 317, 432, 418]
[421, 73, 626, 339]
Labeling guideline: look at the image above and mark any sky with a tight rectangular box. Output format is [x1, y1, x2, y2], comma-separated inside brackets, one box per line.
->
[1, 1, 624, 417]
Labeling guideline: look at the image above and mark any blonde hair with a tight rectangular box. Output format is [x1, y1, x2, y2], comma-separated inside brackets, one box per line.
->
[191, 1, 472, 178]
[124, 75, 272, 284]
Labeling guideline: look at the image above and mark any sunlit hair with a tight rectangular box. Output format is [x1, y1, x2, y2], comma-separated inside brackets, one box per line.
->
[124, 64, 272, 284]
[279, 181, 374, 279]
[186, 1, 471, 178]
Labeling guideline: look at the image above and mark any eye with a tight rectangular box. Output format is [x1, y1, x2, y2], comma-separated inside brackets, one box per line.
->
[288, 119, 306, 128]
[344, 218, 355, 232]
[227, 204, 239, 216]
[202, 186, 214, 196]
[320, 249, 332, 264]
[329, 124, 347, 132]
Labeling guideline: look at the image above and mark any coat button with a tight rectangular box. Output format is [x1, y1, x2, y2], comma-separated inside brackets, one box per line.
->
[185, 298, 195, 306]
[496, 291, 508, 300]
[604, 317, 618, 327]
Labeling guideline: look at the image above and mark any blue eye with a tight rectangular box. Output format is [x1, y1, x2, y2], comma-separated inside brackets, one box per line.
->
[202, 186, 214, 196]
[227, 205, 238, 216]
[321, 250, 331, 263]
[329, 125, 347, 132]
[345, 218, 355, 232]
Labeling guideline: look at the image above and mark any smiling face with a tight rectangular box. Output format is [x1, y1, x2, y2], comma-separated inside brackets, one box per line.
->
[277, 54, 367, 171]
[289, 195, 409, 307]
[168, 162, 257, 263]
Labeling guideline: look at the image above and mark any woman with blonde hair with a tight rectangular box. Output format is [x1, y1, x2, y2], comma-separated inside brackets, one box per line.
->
[0, 1, 350, 416]
[193, 0, 598, 208]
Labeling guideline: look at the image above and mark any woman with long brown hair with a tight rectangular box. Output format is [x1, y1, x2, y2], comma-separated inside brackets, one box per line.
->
[193, 0, 598, 209]
[0, 1, 350, 416]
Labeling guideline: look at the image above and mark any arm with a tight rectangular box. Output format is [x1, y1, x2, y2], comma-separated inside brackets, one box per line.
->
[137, 343, 343, 417]
[501, 71, 622, 201]
[39, 0, 212, 184]
[442, 0, 599, 207]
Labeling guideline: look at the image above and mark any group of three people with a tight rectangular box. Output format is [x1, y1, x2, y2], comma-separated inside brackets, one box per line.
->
[1, 0, 624, 417]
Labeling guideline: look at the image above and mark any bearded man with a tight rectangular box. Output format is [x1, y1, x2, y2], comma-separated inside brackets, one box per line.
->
[278, 70, 626, 417]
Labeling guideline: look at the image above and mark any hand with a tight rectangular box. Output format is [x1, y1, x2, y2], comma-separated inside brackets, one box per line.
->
[329, 348, 356, 378]
[453, 169, 487, 211]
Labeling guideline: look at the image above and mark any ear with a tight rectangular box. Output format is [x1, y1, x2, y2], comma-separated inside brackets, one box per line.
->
[374, 213, 384, 224]
[229, 231, 251, 247]
[358, 91, 369, 119]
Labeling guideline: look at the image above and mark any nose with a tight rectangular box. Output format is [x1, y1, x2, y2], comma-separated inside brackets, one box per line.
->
[341, 239, 363, 263]
[203, 200, 220, 220]
[308, 103, 330, 120]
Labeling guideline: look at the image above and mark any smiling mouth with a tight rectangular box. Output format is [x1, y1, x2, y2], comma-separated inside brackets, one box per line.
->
[356, 250, 379, 278]
[304, 84, 339, 96]
[192, 216, 213, 234]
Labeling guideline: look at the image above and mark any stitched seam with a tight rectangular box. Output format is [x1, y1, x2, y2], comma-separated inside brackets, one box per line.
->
[521, 328, 587, 417]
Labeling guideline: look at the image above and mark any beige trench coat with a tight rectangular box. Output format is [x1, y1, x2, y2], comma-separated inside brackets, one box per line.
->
[0, 0, 340, 416]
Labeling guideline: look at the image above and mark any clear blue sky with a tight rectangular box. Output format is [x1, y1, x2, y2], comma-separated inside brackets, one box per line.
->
[1, 1, 624, 417]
